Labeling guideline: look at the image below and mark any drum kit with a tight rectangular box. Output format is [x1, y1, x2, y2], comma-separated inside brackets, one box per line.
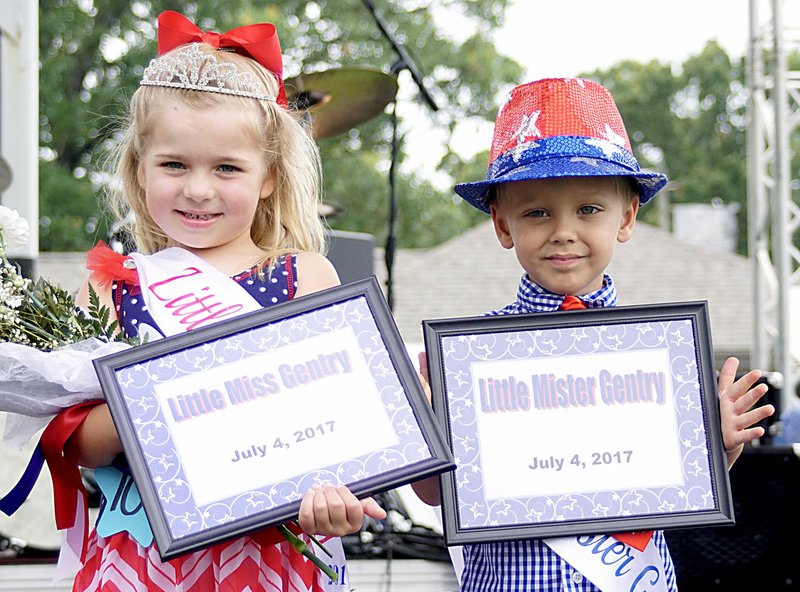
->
[287, 67, 398, 220]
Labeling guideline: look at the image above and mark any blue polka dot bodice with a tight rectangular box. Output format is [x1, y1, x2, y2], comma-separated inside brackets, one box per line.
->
[112, 254, 297, 339]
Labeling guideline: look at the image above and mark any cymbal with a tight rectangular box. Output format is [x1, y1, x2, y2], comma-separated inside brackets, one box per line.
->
[286, 68, 398, 139]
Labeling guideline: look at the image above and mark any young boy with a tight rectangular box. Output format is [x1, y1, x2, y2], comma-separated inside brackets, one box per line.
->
[413, 78, 774, 591]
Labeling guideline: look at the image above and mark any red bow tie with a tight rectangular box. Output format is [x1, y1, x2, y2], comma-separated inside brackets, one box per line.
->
[560, 294, 586, 310]
[156, 10, 287, 106]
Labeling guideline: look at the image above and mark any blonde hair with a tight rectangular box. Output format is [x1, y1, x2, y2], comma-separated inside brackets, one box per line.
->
[106, 43, 326, 265]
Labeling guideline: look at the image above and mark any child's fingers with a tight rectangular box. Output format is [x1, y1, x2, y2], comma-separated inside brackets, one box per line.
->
[720, 368, 763, 406]
[732, 404, 775, 432]
[717, 357, 740, 394]
[299, 485, 343, 533]
[727, 425, 766, 451]
[728, 382, 769, 413]
[298, 486, 320, 533]
[298, 486, 386, 535]
[360, 496, 387, 520]
[418, 351, 429, 383]
[333, 485, 364, 530]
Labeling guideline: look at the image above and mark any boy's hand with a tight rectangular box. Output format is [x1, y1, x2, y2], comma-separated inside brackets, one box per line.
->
[410, 350, 443, 506]
[418, 351, 432, 404]
[298, 484, 386, 536]
[718, 357, 775, 468]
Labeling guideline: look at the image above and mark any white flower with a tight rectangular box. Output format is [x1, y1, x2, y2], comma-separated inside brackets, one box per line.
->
[0, 205, 30, 251]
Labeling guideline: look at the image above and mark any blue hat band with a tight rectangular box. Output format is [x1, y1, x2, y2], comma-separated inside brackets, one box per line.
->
[454, 135, 668, 212]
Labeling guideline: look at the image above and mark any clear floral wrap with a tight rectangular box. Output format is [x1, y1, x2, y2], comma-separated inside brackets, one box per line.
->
[0, 338, 132, 447]
[0, 205, 132, 447]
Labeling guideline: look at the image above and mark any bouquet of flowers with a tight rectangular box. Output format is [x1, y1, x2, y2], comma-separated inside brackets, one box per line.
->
[0, 205, 133, 446]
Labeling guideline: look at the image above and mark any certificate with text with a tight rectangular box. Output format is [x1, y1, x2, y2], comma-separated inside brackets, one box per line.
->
[423, 301, 733, 545]
[94, 277, 454, 560]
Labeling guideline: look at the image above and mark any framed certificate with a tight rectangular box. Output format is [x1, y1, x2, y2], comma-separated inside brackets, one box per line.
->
[94, 276, 454, 560]
[423, 301, 733, 545]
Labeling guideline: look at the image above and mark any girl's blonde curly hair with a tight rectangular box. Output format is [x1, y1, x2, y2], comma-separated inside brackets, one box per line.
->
[106, 43, 326, 268]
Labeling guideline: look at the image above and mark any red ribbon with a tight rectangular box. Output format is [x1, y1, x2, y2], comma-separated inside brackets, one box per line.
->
[249, 521, 303, 548]
[40, 400, 106, 560]
[156, 10, 287, 106]
[86, 241, 138, 288]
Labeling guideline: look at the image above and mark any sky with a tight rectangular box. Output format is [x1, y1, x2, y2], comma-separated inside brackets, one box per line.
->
[399, 0, 800, 186]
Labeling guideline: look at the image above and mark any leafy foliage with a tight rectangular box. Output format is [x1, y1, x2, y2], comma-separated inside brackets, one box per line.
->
[1, 251, 130, 351]
[582, 41, 789, 255]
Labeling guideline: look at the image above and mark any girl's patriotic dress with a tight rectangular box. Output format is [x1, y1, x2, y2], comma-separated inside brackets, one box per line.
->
[65, 243, 328, 592]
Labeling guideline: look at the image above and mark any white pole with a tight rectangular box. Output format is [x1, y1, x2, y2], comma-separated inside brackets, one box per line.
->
[0, 0, 38, 277]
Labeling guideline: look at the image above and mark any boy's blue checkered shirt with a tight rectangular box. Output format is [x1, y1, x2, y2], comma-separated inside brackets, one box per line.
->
[488, 273, 617, 315]
[460, 273, 677, 592]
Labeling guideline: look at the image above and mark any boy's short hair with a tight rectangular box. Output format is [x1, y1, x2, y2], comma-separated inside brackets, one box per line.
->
[455, 78, 667, 213]
[487, 175, 640, 210]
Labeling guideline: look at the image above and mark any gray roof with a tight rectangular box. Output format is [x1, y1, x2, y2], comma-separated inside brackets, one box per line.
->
[383, 220, 753, 365]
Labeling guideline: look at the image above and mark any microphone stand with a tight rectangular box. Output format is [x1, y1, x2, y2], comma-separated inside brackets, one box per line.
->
[362, 0, 439, 311]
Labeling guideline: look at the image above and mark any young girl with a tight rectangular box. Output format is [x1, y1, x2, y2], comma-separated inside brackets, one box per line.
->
[47, 11, 385, 591]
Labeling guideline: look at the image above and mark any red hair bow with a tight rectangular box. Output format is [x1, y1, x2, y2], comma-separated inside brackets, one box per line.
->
[157, 10, 287, 106]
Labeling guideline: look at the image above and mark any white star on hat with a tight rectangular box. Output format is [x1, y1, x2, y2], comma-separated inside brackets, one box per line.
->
[513, 111, 541, 145]
[585, 137, 623, 159]
[603, 123, 627, 147]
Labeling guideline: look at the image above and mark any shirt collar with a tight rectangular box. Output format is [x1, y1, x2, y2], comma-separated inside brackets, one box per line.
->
[499, 274, 617, 315]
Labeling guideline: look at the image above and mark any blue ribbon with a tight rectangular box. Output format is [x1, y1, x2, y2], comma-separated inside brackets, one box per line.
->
[0, 441, 45, 516]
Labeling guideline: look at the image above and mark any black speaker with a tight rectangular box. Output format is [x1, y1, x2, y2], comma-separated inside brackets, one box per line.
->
[326, 229, 374, 285]
[666, 446, 800, 590]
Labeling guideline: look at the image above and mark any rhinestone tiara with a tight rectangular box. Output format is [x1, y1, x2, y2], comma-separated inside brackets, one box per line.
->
[140, 43, 276, 102]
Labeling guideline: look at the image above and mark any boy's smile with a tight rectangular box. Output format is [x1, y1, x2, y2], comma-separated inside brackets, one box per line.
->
[490, 176, 638, 296]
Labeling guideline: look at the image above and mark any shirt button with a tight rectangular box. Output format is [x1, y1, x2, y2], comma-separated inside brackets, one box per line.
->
[572, 571, 584, 584]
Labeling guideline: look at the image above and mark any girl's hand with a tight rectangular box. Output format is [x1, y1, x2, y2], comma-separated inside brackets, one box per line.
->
[718, 357, 775, 468]
[298, 484, 386, 536]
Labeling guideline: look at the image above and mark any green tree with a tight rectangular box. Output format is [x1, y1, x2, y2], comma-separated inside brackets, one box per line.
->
[584, 42, 750, 252]
[39, 0, 522, 251]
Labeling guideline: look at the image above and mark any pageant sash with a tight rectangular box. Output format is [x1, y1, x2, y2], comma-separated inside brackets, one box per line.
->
[128, 247, 262, 336]
[545, 534, 669, 592]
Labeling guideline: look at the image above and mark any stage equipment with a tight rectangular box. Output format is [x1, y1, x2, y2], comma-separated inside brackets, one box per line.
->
[342, 490, 450, 563]
[326, 229, 374, 284]
[666, 446, 800, 590]
[361, 0, 439, 310]
[285, 68, 398, 139]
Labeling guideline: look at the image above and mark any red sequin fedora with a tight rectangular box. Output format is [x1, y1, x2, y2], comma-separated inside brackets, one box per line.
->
[455, 78, 668, 213]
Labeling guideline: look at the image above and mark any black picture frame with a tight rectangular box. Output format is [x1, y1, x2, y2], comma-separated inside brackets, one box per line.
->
[94, 276, 454, 560]
[422, 301, 733, 546]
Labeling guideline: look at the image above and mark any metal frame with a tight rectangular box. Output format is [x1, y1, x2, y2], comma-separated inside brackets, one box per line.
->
[423, 302, 733, 545]
[747, 0, 800, 408]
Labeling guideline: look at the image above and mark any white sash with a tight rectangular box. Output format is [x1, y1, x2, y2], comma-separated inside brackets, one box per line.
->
[544, 535, 668, 592]
[129, 248, 262, 336]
